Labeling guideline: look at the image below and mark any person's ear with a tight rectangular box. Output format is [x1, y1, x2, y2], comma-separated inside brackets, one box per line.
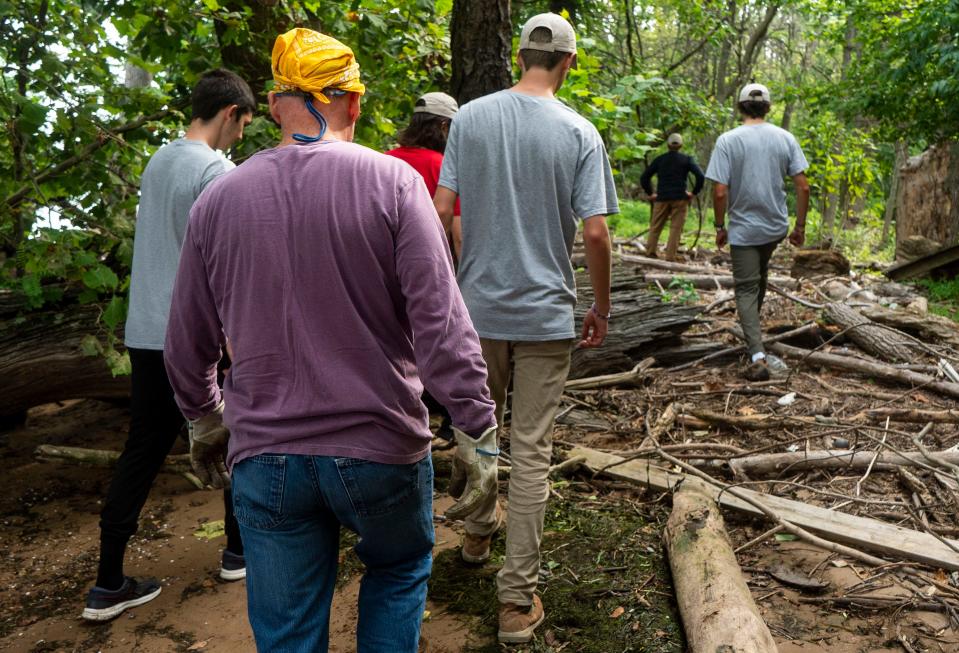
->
[517, 51, 527, 73]
[348, 92, 361, 124]
[267, 92, 281, 124]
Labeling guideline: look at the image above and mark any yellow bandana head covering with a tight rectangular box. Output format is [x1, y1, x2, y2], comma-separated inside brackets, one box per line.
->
[271, 28, 366, 104]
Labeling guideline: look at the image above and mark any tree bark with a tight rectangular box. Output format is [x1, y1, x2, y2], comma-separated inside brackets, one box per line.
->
[0, 293, 129, 420]
[450, 0, 513, 104]
[823, 302, 915, 363]
[664, 477, 779, 653]
[727, 449, 959, 478]
[769, 342, 959, 400]
[860, 305, 959, 348]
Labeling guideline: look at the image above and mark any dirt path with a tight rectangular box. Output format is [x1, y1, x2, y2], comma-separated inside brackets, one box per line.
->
[0, 400, 473, 653]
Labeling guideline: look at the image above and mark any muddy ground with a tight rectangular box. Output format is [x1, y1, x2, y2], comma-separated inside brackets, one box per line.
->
[0, 389, 954, 651]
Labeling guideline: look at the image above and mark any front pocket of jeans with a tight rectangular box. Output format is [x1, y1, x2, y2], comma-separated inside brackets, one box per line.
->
[232, 455, 286, 530]
[335, 458, 422, 518]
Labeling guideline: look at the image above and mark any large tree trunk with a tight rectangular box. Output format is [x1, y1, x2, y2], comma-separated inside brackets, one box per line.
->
[0, 292, 129, 422]
[664, 477, 779, 653]
[450, 0, 512, 104]
[896, 143, 959, 258]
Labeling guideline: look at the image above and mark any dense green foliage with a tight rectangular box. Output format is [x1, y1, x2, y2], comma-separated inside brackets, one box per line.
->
[2, 0, 957, 344]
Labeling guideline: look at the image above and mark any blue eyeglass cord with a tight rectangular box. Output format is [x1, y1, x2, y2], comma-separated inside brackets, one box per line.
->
[292, 98, 328, 143]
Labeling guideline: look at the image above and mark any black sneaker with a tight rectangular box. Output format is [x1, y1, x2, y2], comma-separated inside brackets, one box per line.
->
[82, 577, 161, 621]
[220, 550, 246, 581]
[744, 360, 771, 382]
[435, 415, 454, 442]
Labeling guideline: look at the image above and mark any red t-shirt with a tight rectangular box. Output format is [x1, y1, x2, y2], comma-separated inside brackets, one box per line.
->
[385, 146, 460, 215]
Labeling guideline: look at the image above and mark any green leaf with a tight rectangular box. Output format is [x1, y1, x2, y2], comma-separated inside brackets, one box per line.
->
[202, 0, 220, 10]
[102, 295, 127, 330]
[775, 533, 799, 542]
[82, 265, 119, 291]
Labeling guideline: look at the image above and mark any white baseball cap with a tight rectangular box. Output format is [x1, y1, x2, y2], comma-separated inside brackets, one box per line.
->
[519, 13, 577, 54]
[413, 92, 458, 120]
[739, 83, 771, 103]
[666, 133, 683, 146]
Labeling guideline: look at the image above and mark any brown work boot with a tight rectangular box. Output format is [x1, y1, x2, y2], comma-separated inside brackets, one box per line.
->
[498, 595, 545, 644]
[461, 504, 504, 564]
[744, 360, 770, 382]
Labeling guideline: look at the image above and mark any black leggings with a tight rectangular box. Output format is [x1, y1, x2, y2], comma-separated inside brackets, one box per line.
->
[96, 348, 241, 589]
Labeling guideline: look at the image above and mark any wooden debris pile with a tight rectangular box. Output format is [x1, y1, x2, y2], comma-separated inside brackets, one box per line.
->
[551, 240, 959, 648]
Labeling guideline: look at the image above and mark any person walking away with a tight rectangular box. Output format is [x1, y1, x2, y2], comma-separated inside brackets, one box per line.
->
[386, 91, 461, 440]
[639, 132, 705, 261]
[163, 28, 497, 653]
[434, 13, 618, 645]
[705, 83, 809, 381]
[82, 69, 255, 622]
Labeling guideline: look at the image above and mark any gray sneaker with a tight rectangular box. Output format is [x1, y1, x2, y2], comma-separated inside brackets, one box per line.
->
[766, 354, 789, 377]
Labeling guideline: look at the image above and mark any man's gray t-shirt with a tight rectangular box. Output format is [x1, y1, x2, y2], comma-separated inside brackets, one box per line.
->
[705, 123, 808, 246]
[125, 139, 234, 350]
[438, 90, 619, 341]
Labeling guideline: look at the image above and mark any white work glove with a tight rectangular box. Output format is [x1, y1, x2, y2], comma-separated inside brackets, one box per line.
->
[445, 425, 498, 521]
[188, 401, 231, 490]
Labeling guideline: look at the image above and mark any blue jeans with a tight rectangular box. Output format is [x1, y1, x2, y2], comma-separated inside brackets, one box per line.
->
[232, 453, 434, 652]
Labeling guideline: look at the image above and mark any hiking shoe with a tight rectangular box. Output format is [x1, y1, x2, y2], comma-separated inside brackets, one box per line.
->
[498, 595, 545, 644]
[766, 354, 789, 377]
[744, 360, 771, 382]
[82, 576, 161, 621]
[219, 550, 246, 581]
[461, 504, 504, 564]
[435, 416, 454, 442]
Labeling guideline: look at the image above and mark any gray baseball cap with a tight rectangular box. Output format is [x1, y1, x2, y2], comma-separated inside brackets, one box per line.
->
[666, 133, 683, 146]
[519, 13, 577, 53]
[413, 92, 458, 120]
[739, 83, 771, 103]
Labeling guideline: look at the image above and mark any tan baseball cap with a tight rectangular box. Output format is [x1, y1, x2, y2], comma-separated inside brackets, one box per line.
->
[519, 13, 577, 53]
[414, 92, 458, 119]
[667, 133, 683, 146]
[739, 83, 771, 103]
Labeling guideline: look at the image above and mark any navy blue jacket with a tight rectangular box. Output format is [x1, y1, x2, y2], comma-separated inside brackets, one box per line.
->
[640, 150, 705, 201]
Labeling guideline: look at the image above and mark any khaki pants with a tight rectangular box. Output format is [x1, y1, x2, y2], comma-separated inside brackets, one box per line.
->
[465, 338, 573, 606]
[647, 199, 689, 260]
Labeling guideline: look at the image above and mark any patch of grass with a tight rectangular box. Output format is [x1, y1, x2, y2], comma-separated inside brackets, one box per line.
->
[428, 493, 683, 652]
[915, 278, 959, 321]
[608, 200, 650, 239]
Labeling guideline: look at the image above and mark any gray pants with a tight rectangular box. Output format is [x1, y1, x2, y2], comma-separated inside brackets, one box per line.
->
[730, 240, 781, 356]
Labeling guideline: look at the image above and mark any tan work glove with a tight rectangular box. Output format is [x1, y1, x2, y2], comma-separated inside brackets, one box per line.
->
[188, 401, 231, 489]
[445, 425, 498, 521]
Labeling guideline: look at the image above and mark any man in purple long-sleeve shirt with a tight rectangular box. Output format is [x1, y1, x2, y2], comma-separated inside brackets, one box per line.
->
[164, 29, 496, 653]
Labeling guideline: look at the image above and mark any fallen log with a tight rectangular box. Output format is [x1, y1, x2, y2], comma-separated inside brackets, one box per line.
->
[769, 342, 959, 400]
[564, 358, 654, 390]
[823, 302, 915, 363]
[571, 445, 959, 570]
[861, 305, 959, 348]
[790, 249, 850, 278]
[35, 444, 202, 489]
[619, 253, 726, 275]
[860, 408, 959, 424]
[643, 273, 798, 290]
[1, 295, 130, 421]
[664, 477, 779, 653]
[726, 449, 959, 478]
[571, 269, 699, 378]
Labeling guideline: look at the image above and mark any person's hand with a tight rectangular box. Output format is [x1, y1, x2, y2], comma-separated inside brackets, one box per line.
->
[578, 305, 609, 348]
[685, 191, 694, 201]
[789, 225, 805, 247]
[649, 193, 657, 202]
[189, 402, 231, 489]
[715, 228, 728, 249]
[445, 425, 498, 520]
